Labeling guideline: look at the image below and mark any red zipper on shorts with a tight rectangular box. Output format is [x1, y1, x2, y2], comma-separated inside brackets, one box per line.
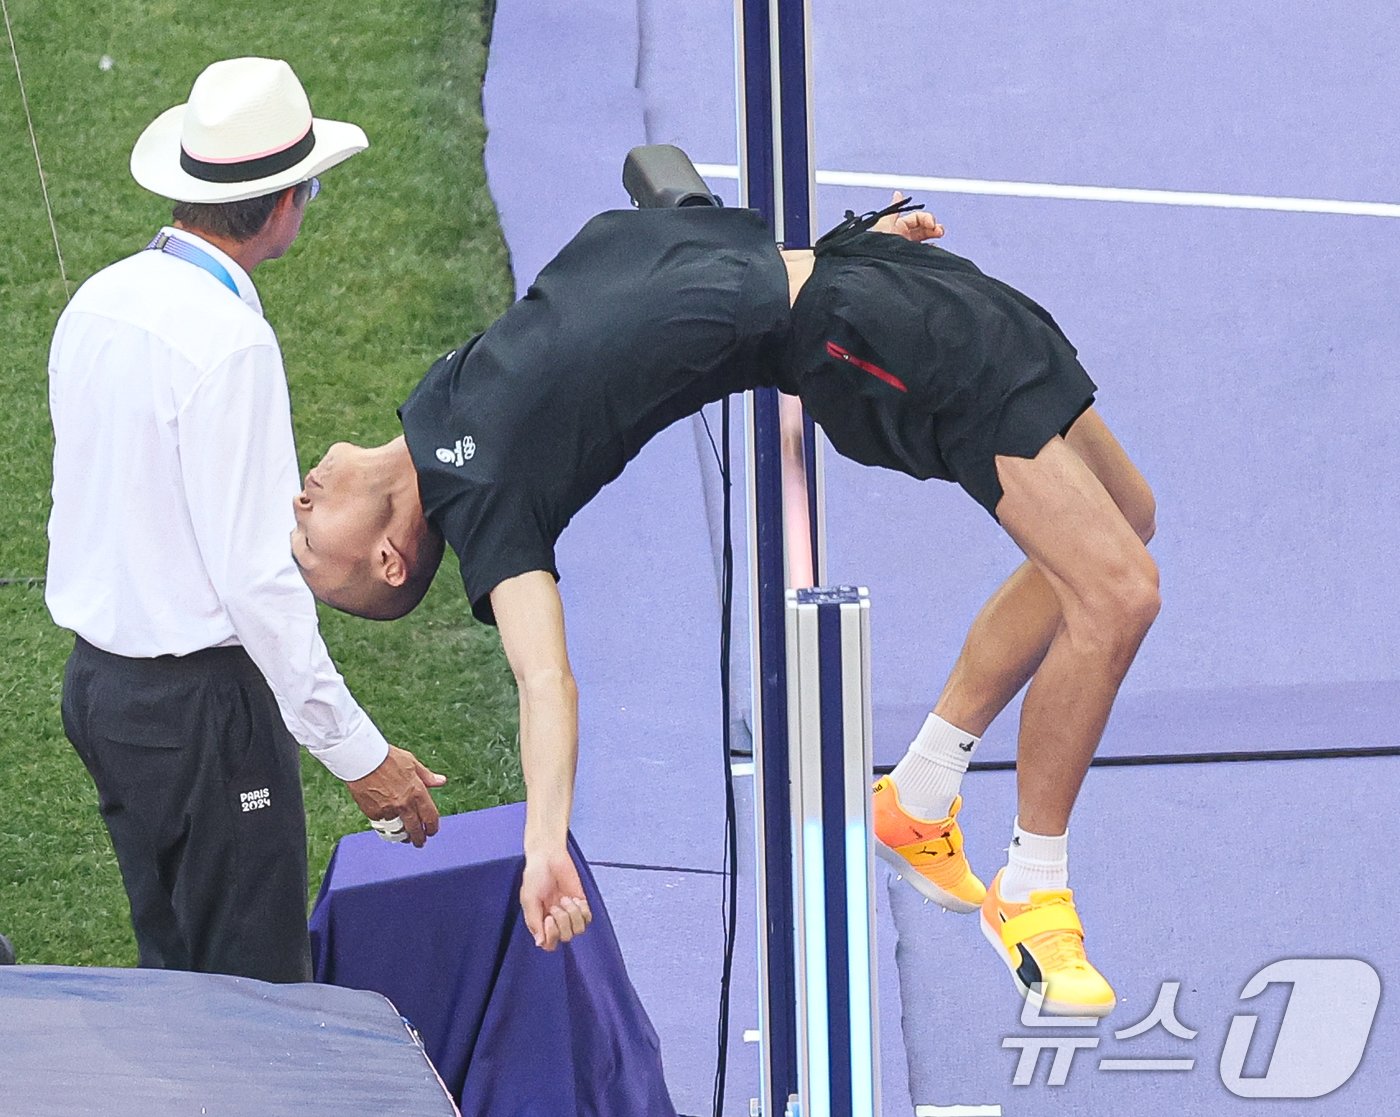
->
[825, 340, 907, 393]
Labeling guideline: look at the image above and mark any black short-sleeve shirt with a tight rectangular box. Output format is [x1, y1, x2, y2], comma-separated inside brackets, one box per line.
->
[399, 206, 790, 624]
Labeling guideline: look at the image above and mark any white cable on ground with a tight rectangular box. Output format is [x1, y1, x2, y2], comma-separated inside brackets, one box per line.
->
[3, 0, 71, 300]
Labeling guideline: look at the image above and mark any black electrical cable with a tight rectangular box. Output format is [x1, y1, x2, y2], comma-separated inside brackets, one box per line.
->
[700, 399, 739, 1117]
[714, 401, 739, 1117]
[867, 742, 1400, 777]
[628, 156, 738, 1116]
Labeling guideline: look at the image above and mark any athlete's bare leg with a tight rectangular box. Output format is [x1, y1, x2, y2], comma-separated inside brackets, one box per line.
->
[932, 409, 1155, 739]
[989, 433, 1160, 832]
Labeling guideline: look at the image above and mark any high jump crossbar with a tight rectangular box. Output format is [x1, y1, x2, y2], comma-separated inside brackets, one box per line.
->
[736, 2, 881, 1115]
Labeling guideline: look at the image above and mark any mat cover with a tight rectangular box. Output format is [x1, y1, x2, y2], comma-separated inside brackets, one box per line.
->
[0, 966, 458, 1117]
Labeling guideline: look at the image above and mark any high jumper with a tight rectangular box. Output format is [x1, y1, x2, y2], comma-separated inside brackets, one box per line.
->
[292, 159, 1157, 1016]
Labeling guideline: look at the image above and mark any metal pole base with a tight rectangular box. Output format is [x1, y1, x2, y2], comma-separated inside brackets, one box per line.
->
[785, 586, 880, 1117]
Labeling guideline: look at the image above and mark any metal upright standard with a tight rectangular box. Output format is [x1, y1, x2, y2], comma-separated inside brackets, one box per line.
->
[736, 2, 880, 1114]
[785, 588, 880, 1117]
[736, 1, 808, 1111]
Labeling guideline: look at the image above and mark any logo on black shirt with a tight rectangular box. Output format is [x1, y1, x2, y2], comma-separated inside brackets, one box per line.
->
[436, 436, 477, 467]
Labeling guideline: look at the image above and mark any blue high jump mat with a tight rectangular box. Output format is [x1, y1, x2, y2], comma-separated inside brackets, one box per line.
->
[0, 966, 457, 1116]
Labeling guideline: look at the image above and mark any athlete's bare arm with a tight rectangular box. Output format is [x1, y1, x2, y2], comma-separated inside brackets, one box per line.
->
[490, 569, 594, 950]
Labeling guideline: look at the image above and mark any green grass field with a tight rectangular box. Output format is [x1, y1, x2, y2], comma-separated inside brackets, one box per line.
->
[0, 0, 522, 965]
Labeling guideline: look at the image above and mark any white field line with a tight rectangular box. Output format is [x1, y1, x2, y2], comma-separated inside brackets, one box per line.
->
[694, 163, 1400, 219]
[914, 1105, 1004, 1117]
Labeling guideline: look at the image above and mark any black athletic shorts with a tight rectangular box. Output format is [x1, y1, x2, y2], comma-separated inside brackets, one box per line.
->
[785, 231, 1097, 518]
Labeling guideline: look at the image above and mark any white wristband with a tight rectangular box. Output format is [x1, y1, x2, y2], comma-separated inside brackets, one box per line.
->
[369, 817, 409, 843]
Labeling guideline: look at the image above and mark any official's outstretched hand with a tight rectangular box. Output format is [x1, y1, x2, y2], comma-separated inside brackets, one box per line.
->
[346, 745, 448, 848]
[521, 848, 593, 951]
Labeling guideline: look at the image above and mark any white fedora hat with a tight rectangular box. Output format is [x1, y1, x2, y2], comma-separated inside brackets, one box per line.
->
[130, 57, 368, 204]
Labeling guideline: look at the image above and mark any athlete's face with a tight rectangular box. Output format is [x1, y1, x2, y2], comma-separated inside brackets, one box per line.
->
[290, 442, 386, 604]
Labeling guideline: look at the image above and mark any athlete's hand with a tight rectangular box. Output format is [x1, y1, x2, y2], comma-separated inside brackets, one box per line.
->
[872, 190, 944, 241]
[345, 745, 448, 848]
[520, 847, 593, 951]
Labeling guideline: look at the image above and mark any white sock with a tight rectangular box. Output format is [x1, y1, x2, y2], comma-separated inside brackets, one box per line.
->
[999, 819, 1069, 903]
[889, 713, 979, 820]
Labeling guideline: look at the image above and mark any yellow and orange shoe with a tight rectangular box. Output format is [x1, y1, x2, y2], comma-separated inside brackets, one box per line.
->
[872, 777, 986, 913]
[979, 869, 1116, 1017]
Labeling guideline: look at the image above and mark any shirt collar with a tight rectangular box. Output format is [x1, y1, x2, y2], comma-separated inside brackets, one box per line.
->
[158, 226, 263, 316]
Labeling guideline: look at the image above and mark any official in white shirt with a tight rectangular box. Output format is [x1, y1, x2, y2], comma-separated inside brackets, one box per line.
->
[46, 57, 446, 983]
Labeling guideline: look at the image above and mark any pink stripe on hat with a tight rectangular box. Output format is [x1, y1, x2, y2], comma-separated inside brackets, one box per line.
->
[182, 119, 313, 165]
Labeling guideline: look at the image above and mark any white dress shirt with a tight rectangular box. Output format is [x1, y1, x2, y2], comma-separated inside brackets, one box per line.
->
[46, 227, 389, 781]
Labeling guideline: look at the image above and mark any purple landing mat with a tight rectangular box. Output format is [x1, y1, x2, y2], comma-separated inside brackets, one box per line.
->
[482, 0, 738, 871]
[485, 0, 1400, 772]
[480, 6, 1391, 1114]
[482, 0, 646, 296]
[891, 757, 1399, 1117]
[635, 0, 1400, 203]
[809, 1, 1400, 204]
[633, 0, 733, 168]
[696, 191, 1400, 766]
[0, 966, 457, 1117]
[559, 420, 736, 872]
[630, 3, 1400, 761]
[592, 775, 913, 1116]
[810, 190, 1400, 764]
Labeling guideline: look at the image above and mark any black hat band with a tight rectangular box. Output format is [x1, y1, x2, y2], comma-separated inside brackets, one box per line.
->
[179, 125, 316, 185]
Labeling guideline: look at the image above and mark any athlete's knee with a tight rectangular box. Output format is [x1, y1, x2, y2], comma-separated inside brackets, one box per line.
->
[1067, 550, 1160, 654]
[1126, 552, 1161, 629]
[1106, 551, 1160, 639]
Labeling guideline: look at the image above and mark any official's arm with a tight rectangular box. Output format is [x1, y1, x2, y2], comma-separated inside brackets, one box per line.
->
[177, 342, 444, 843]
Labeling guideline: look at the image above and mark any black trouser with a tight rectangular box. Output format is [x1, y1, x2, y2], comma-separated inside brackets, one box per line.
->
[61, 637, 312, 982]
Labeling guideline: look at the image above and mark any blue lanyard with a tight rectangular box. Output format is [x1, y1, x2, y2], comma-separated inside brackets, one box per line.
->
[145, 232, 240, 297]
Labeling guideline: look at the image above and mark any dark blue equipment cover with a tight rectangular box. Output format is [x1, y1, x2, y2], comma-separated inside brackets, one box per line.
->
[310, 803, 677, 1117]
[0, 965, 458, 1116]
